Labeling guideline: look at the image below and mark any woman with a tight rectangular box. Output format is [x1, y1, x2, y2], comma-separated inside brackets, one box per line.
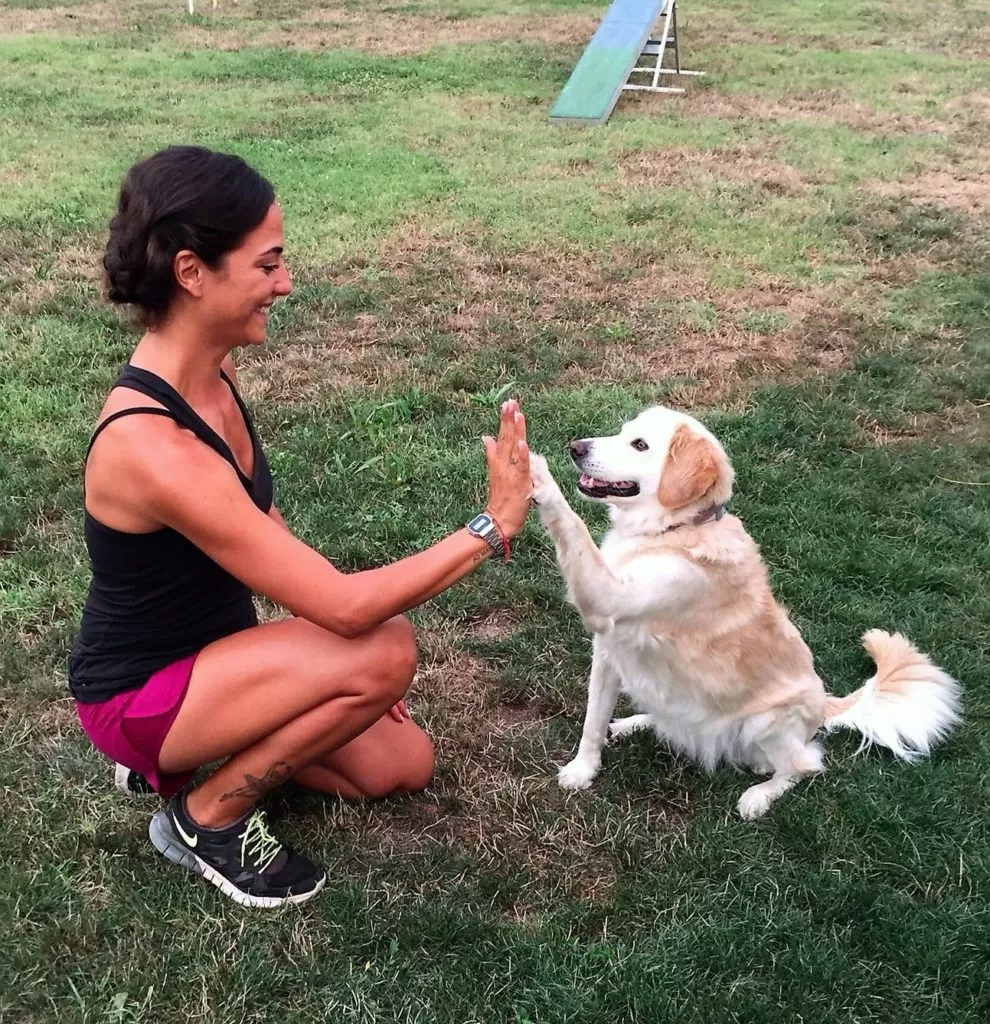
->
[69, 145, 532, 909]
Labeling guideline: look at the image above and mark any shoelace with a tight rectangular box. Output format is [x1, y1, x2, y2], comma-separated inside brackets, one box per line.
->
[238, 811, 283, 873]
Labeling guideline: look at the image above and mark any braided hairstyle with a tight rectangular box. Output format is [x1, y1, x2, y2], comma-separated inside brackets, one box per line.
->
[103, 146, 275, 328]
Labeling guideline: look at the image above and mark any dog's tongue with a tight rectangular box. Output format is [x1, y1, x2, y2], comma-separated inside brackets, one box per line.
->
[580, 473, 634, 490]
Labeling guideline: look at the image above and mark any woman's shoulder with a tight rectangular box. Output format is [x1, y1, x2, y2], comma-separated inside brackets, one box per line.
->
[85, 395, 236, 531]
[87, 369, 218, 487]
[84, 389, 189, 531]
[88, 381, 188, 463]
[95, 382, 169, 424]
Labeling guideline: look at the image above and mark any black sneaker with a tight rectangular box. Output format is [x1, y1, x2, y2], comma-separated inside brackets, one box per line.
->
[148, 793, 326, 908]
[115, 763, 155, 795]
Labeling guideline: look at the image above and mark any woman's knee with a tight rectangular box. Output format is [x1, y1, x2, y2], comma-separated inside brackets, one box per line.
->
[361, 725, 434, 799]
[399, 725, 434, 794]
[369, 615, 418, 706]
[299, 615, 416, 707]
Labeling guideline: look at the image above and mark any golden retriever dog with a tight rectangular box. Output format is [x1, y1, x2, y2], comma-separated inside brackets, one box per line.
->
[529, 405, 962, 818]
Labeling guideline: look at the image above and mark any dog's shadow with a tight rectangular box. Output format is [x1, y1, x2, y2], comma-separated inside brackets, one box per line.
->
[590, 710, 750, 813]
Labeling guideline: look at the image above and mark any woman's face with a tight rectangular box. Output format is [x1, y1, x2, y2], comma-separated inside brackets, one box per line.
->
[195, 202, 293, 346]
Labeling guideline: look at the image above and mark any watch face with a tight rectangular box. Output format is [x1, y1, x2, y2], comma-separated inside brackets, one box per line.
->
[468, 513, 493, 534]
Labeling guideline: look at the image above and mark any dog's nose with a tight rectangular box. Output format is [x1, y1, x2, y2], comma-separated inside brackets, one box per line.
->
[569, 439, 589, 460]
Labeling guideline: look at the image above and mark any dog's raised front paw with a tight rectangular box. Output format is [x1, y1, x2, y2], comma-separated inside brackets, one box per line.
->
[529, 452, 563, 508]
[557, 757, 600, 791]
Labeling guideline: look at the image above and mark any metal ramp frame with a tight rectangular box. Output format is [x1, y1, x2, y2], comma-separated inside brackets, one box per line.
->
[624, 0, 705, 97]
[549, 0, 704, 126]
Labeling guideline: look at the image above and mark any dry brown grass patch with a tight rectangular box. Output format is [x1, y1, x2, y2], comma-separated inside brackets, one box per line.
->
[173, 8, 597, 56]
[1, 231, 103, 315]
[463, 608, 520, 641]
[0, 0, 218, 38]
[569, 268, 864, 390]
[293, 622, 619, 902]
[619, 145, 812, 195]
[0, 1, 131, 35]
[689, 6, 990, 59]
[865, 171, 990, 217]
[858, 398, 989, 448]
[34, 697, 80, 740]
[945, 91, 990, 122]
[862, 252, 939, 287]
[945, 23, 990, 60]
[237, 338, 400, 400]
[673, 89, 950, 138]
[570, 303, 853, 404]
[858, 415, 926, 446]
[2, 0, 596, 58]
[243, 229, 932, 403]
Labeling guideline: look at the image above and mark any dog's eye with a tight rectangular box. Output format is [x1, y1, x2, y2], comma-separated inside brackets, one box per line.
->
[631, 439, 649, 452]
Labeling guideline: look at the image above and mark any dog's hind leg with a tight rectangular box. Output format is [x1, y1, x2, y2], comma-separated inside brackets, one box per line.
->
[558, 640, 621, 791]
[737, 772, 801, 819]
[608, 714, 653, 741]
[737, 735, 823, 820]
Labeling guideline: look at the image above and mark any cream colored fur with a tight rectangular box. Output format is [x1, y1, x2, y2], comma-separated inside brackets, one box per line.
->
[530, 405, 962, 818]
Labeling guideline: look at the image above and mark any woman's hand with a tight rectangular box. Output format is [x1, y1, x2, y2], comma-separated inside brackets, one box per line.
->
[483, 399, 532, 539]
[388, 700, 410, 723]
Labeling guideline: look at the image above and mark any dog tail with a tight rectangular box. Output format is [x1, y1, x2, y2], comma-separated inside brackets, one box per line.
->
[822, 630, 961, 761]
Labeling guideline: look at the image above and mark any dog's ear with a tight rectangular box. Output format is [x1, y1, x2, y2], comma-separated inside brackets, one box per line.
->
[658, 425, 721, 509]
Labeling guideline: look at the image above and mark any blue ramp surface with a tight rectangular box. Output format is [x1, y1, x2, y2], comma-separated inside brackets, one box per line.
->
[549, 0, 669, 126]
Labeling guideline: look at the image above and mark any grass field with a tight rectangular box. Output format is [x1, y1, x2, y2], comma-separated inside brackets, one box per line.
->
[2, 0, 989, 1020]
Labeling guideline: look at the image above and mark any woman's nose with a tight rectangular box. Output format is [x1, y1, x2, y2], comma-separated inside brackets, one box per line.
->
[275, 265, 293, 296]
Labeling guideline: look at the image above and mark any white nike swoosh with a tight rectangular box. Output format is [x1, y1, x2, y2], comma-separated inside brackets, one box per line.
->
[172, 813, 198, 848]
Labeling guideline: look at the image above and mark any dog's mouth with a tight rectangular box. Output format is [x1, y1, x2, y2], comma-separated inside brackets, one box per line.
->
[577, 473, 640, 498]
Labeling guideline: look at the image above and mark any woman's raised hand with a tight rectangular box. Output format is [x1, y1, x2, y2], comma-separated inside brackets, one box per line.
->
[482, 399, 532, 539]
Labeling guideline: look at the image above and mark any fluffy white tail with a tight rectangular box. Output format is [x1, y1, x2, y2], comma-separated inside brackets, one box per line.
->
[823, 630, 962, 761]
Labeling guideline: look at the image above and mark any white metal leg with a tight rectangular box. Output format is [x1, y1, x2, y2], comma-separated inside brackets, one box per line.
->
[623, 1, 705, 96]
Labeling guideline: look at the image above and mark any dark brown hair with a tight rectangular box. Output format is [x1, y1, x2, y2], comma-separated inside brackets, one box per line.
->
[103, 145, 275, 328]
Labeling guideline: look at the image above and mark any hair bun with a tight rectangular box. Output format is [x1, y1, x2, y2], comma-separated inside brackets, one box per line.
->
[103, 249, 138, 305]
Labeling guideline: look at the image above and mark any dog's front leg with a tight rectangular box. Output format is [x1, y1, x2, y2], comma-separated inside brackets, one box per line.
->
[558, 638, 622, 790]
[530, 454, 621, 632]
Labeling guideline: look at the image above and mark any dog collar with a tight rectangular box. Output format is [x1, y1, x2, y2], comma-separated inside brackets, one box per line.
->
[665, 503, 725, 533]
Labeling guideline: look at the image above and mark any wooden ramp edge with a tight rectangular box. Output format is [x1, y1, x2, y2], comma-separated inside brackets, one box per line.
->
[549, 0, 670, 126]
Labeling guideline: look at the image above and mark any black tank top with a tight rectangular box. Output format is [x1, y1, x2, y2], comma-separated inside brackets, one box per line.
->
[68, 364, 273, 703]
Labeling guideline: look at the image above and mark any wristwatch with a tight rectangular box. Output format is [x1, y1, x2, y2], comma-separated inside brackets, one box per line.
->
[466, 511, 505, 560]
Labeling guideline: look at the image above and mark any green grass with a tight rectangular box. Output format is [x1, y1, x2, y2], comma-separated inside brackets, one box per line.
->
[1, 1, 989, 1021]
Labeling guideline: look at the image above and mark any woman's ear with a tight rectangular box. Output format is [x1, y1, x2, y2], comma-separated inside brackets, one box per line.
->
[658, 424, 721, 509]
[173, 249, 205, 299]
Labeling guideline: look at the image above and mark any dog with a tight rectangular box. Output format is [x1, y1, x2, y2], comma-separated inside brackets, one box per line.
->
[529, 405, 962, 818]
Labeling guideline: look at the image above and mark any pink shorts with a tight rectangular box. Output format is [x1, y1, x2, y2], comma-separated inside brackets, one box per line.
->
[76, 653, 198, 799]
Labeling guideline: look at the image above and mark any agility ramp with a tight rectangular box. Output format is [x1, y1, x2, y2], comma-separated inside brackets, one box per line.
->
[549, 0, 703, 126]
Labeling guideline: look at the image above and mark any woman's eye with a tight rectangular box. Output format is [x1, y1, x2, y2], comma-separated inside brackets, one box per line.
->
[631, 438, 649, 451]
[261, 264, 278, 274]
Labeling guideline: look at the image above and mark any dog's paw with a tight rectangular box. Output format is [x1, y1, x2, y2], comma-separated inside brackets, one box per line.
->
[557, 757, 599, 791]
[530, 452, 563, 508]
[736, 784, 774, 820]
[608, 714, 652, 740]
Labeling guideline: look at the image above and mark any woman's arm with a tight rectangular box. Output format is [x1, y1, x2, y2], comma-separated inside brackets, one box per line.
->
[268, 504, 290, 531]
[125, 402, 530, 638]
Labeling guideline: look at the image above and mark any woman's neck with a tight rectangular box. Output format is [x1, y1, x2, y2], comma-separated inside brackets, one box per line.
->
[129, 316, 231, 406]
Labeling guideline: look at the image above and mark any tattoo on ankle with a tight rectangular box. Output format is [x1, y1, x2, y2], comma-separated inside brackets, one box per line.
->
[219, 761, 293, 803]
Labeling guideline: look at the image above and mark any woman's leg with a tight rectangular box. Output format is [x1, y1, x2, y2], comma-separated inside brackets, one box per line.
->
[157, 614, 418, 827]
[295, 712, 434, 799]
